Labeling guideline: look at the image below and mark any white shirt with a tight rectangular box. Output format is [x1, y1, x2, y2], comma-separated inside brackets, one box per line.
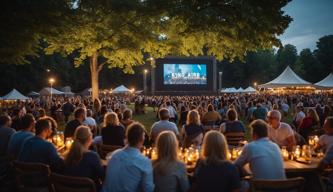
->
[295, 111, 305, 123]
[268, 122, 294, 147]
[235, 138, 286, 180]
[166, 105, 177, 118]
[83, 117, 97, 126]
[318, 134, 333, 152]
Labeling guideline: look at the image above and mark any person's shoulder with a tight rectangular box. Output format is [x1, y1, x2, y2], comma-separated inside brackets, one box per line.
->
[84, 151, 101, 160]
[280, 122, 292, 129]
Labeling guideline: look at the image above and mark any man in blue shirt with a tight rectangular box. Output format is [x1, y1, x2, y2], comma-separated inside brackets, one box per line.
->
[18, 119, 64, 172]
[234, 119, 286, 180]
[150, 108, 179, 143]
[7, 114, 35, 159]
[102, 123, 154, 192]
[0, 115, 15, 156]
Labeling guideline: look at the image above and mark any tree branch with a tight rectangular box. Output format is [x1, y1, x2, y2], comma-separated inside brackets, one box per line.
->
[97, 61, 106, 72]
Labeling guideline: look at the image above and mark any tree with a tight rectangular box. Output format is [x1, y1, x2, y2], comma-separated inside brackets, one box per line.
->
[314, 35, 333, 75]
[276, 44, 298, 73]
[0, 0, 71, 64]
[2, 0, 292, 99]
[295, 49, 321, 82]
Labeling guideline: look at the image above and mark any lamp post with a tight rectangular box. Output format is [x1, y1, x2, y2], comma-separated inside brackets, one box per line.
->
[219, 71, 223, 92]
[49, 78, 55, 102]
[149, 57, 155, 95]
[143, 69, 148, 95]
[254, 82, 257, 88]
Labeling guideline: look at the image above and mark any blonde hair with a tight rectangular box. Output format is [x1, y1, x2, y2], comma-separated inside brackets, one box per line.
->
[201, 130, 229, 164]
[186, 110, 201, 125]
[153, 131, 180, 175]
[103, 112, 119, 127]
[65, 126, 92, 166]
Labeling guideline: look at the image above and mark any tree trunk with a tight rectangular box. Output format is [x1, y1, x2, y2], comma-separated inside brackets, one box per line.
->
[90, 52, 99, 100]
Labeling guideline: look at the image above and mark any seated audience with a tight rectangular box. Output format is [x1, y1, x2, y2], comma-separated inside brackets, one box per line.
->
[267, 110, 296, 150]
[194, 130, 241, 192]
[121, 109, 134, 130]
[150, 108, 179, 143]
[318, 144, 333, 185]
[64, 107, 86, 139]
[101, 112, 125, 146]
[316, 117, 333, 152]
[220, 108, 246, 134]
[153, 131, 189, 192]
[18, 119, 64, 172]
[102, 123, 154, 192]
[202, 104, 222, 125]
[182, 110, 204, 147]
[64, 126, 104, 189]
[0, 115, 15, 156]
[7, 114, 35, 159]
[234, 119, 286, 179]
[83, 109, 97, 135]
[299, 108, 320, 141]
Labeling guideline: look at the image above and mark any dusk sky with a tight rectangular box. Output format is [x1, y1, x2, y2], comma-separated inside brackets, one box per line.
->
[280, 0, 333, 52]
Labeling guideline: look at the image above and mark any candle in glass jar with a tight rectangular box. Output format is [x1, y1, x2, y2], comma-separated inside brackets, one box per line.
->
[65, 138, 73, 149]
[295, 146, 301, 159]
[281, 147, 289, 161]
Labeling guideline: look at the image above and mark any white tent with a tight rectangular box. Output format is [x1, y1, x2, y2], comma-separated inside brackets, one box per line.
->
[315, 73, 333, 89]
[39, 87, 64, 96]
[258, 66, 313, 88]
[221, 87, 237, 93]
[112, 85, 131, 94]
[244, 86, 257, 93]
[60, 86, 75, 96]
[236, 87, 244, 93]
[27, 91, 40, 97]
[1, 89, 29, 100]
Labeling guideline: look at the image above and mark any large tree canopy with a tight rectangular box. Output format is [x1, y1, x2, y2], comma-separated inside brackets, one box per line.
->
[44, 0, 292, 99]
[1, 0, 292, 98]
[0, 0, 71, 64]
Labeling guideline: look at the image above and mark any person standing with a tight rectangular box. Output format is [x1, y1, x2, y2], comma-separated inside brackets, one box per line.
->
[0, 115, 15, 156]
[62, 98, 75, 123]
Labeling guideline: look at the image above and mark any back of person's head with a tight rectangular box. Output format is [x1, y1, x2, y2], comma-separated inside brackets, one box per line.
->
[35, 119, 51, 136]
[123, 109, 133, 120]
[0, 114, 11, 127]
[126, 123, 146, 147]
[207, 104, 214, 112]
[65, 126, 92, 166]
[20, 113, 35, 131]
[226, 108, 238, 121]
[166, 101, 171, 106]
[186, 110, 200, 125]
[267, 110, 281, 121]
[201, 130, 228, 164]
[159, 108, 170, 121]
[86, 109, 93, 117]
[308, 108, 319, 122]
[74, 108, 86, 119]
[250, 119, 268, 139]
[103, 112, 119, 127]
[180, 106, 186, 112]
[324, 116, 333, 134]
[154, 131, 179, 175]
[38, 108, 46, 118]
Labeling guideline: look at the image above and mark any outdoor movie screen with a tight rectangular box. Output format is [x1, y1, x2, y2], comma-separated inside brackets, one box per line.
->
[163, 64, 207, 85]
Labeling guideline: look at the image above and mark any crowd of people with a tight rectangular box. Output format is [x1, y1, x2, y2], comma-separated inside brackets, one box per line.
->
[0, 92, 333, 192]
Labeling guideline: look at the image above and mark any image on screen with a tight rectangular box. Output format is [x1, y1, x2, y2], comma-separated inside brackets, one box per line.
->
[163, 64, 207, 85]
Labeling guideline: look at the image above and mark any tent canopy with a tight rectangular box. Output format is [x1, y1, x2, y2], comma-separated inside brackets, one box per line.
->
[112, 85, 131, 93]
[236, 87, 244, 93]
[60, 86, 75, 95]
[27, 91, 40, 97]
[39, 87, 64, 96]
[221, 87, 237, 93]
[258, 66, 312, 88]
[244, 86, 257, 93]
[1, 89, 29, 100]
[315, 73, 333, 89]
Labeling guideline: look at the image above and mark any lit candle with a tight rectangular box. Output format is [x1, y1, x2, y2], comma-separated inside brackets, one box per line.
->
[151, 148, 157, 160]
[281, 147, 289, 161]
[65, 138, 73, 149]
[295, 146, 301, 159]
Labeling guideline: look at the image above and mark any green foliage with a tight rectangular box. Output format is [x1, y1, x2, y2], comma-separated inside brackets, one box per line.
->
[0, 0, 71, 64]
[314, 35, 333, 74]
[276, 44, 298, 73]
[295, 49, 321, 82]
